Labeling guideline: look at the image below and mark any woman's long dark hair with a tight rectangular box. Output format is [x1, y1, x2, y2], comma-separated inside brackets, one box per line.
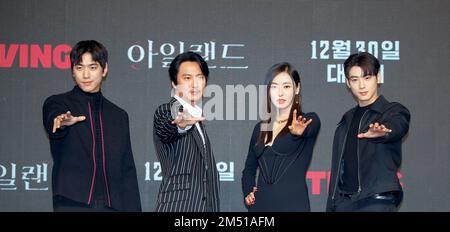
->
[257, 62, 302, 145]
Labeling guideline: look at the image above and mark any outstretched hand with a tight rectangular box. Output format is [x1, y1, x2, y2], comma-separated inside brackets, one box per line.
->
[52, 111, 86, 133]
[171, 109, 205, 129]
[357, 122, 392, 139]
[288, 109, 313, 136]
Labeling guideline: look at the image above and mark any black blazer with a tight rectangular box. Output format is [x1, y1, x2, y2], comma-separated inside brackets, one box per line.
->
[42, 86, 141, 212]
[153, 98, 220, 212]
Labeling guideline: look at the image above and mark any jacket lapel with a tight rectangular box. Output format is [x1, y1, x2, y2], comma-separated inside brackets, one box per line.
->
[172, 97, 208, 156]
[190, 123, 207, 158]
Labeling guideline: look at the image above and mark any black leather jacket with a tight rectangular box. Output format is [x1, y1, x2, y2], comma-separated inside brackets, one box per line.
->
[326, 95, 410, 212]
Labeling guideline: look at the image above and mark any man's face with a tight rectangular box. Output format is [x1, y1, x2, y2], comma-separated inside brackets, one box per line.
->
[72, 52, 107, 93]
[171, 61, 206, 104]
[346, 66, 379, 106]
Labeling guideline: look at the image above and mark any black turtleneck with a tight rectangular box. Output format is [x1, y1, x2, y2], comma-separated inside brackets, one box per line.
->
[339, 103, 372, 193]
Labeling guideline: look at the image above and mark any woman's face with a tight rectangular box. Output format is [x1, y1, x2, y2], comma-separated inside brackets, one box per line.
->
[269, 72, 298, 111]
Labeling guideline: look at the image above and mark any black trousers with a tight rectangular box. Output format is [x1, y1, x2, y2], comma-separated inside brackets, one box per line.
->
[53, 196, 116, 212]
[334, 192, 401, 212]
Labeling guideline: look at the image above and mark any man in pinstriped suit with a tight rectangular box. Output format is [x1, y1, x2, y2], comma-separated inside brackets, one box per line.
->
[153, 51, 220, 212]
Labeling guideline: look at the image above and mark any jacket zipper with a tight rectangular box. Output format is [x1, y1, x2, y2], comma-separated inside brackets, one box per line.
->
[331, 126, 349, 201]
[87, 102, 97, 204]
[356, 110, 369, 194]
[87, 102, 112, 207]
[99, 111, 112, 207]
[331, 110, 369, 201]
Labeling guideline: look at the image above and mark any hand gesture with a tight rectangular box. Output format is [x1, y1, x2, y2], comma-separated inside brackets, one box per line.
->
[171, 109, 205, 129]
[244, 187, 258, 206]
[288, 109, 313, 136]
[52, 111, 86, 133]
[357, 122, 392, 139]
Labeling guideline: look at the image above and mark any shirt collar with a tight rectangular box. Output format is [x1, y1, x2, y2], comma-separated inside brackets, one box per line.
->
[173, 95, 203, 118]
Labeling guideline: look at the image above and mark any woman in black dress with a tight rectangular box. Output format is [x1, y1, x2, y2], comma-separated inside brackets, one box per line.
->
[241, 62, 320, 212]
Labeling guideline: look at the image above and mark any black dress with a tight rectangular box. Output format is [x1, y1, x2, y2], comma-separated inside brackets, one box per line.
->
[241, 112, 320, 212]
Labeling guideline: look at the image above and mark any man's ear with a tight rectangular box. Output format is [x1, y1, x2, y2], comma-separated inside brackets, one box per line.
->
[171, 81, 177, 89]
[345, 78, 351, 88]
[377, 72, 382, 84]
[102, 63, 109, 77]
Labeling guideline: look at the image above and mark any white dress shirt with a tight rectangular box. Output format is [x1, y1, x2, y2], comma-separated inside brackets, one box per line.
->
[173, 95, 206, 146]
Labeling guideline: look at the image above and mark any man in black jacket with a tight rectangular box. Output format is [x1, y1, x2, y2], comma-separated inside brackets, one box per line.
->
[326, 52, 410, 212]
[42, 40, 141, 212]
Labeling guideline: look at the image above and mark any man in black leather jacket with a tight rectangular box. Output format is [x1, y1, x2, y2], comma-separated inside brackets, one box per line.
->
[326, 52, 410, 212]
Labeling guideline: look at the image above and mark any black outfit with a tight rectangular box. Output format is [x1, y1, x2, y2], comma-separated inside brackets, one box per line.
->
[326, 95, 410, 212]
[42, 86, 142, 212]
[242, 112, 320, 212]
[153, 98, 220, 212]
[340, 104, 372, 193]
[53, 195, 116, 212]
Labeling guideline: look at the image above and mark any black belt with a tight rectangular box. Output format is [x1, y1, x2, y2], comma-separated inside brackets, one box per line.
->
[372, 192, 399, 201]
[339, 191, 399, 200]
[339, 192, 355, 198]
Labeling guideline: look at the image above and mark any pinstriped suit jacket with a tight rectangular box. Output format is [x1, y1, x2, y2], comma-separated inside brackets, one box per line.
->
[153, 98, 220, 212]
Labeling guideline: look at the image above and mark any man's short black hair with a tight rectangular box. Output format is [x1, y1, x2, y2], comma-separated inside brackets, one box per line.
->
[169, 51, 209, 84]
[70, 40, 108, 71]
[344, 52, 380, 79]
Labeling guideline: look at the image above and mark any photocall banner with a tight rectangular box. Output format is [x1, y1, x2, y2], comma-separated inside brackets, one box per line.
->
[0, 0, 449, 212]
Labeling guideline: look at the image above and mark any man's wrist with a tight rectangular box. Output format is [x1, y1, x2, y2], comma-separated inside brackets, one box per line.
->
[177, 124, 192, 134]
